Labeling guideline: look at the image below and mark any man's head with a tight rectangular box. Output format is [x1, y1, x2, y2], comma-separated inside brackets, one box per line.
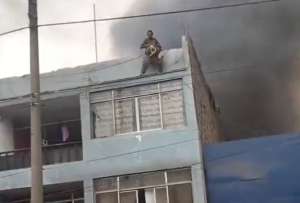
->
[147, 30, 154, 39]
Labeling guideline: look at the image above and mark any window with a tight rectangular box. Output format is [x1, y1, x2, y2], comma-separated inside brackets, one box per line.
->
[94, 168, 193, 203]
[91, 80, 185, 138]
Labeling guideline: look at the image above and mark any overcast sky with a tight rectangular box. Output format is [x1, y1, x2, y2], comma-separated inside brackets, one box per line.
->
[0, 0, 254, 79]
[0, 0, 141, 79]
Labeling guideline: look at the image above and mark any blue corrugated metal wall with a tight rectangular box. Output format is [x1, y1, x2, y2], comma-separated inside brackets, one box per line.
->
[204, 134, 300, 203]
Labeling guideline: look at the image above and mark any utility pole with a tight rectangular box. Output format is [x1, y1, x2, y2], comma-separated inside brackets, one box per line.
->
[28, 0, 44, 202]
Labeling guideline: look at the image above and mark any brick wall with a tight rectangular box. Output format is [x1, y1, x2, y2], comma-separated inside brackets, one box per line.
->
[188, 38, 223, 144]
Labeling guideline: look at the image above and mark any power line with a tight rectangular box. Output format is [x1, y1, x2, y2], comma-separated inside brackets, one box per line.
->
[0, 26, 28, 37]
[38, 0, 280, 27]
[0, 0, 280, 37]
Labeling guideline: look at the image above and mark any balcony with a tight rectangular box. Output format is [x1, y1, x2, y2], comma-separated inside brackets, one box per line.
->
[0, 181, 84, 203]
[0, 141, 82, 171]
[0, 95, 82, 172]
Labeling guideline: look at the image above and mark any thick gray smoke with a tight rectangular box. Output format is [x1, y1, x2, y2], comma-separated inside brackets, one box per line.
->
[109, 0, 300, 140]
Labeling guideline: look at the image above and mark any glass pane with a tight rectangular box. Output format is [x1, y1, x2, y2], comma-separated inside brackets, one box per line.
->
[160, 80, 182, 92]
[115, 84, 158, 99]
[168, 184, 193, 203]
[145, 188, 155, 203]
[120, 191, 137, 203]
[115, 99, 136, 134]
[92, 101, 114, 138]
[139, 95, 161, 130]
[96, 192, 118, 203]
[91, 91, 112, 103]
[167, 168, 192, 183]
[162, 91, 185, 128]
[120, 171, 165, 190]
[156, 187, 168, 203]
[94, 177, 117, 192]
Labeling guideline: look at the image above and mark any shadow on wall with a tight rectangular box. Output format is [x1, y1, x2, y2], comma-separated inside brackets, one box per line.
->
[108, 0, 300, 141]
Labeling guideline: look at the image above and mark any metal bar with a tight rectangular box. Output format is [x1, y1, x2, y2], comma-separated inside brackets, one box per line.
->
[164, 172, 170, 203]
[14, 118, 81, 131]
[158, 83, 164, 129]
[136, 190, 139, 203]
[96, 180, 192, 193]
[117, 177, 120, 203]
[154, 188, 157, 203]
[112, 91, 116, 135]
[0, 141, 81, 155]
[93, 3, 99, 62]
[135, 97, 140, 132]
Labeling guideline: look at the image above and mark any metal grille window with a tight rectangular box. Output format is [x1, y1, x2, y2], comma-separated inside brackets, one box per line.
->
[94, 168, 193, 203]
[91, 80, 185, 138]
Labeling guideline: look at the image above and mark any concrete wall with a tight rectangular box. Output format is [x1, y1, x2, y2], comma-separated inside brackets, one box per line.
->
[0, 117, 14, 152]
[0, 39, 208, 202]
[0, 49, 184, 101]
[80, 64, 205, 202]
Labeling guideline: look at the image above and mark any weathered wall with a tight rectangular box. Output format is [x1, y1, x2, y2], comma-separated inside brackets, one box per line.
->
[0, 118, 14, 152]
[0, 49, 184, 101]
[0, 46, 208, 202]
[188, 38, 222, 144]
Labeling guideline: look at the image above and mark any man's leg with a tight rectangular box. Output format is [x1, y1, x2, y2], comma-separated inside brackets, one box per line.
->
[155, 57, 163, 73]
[157, 58, 163, 73]
[141, 56, 149, 75]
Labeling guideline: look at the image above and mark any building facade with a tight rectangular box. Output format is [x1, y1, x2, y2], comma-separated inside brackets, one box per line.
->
[0, 37, 220, 202]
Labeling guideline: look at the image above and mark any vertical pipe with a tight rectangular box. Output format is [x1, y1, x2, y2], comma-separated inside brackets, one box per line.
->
[117, 177, 120, 203]
[112, 91, 116, 135]
[158, 83, 164, 129]
[28, 0, 43, 202]
[93, 3, 99, 62]
[164, 172, 170, 203]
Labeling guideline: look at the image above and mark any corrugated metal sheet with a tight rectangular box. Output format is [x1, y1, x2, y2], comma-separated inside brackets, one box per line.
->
[204, 134, 300, 203]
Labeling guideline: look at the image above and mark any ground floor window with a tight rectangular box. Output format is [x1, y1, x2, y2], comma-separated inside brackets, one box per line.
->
[94, 168, 193, 203]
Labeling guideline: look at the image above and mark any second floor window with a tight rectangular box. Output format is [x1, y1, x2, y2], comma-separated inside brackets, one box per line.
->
[90, 80, 185, 138]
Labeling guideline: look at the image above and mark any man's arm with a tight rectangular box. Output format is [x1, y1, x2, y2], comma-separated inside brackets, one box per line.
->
[154, 38, 162, 51]
[140, 39, 148, 49]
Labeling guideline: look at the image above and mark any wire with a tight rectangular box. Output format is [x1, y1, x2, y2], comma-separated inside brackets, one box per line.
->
[0, 0, 280, 37]
[0, 26, 28, 37]
[38, 0, 280, 27]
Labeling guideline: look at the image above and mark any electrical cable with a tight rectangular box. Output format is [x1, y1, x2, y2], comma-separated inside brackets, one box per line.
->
[0, 0, 280, 37]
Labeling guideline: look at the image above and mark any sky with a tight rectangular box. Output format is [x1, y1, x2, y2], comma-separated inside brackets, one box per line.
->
[0, 0, 269, 78]
[0, 0, 137, 78]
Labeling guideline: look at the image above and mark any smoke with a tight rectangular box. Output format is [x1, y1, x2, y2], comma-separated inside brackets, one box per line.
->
[108, 0, 300, 140]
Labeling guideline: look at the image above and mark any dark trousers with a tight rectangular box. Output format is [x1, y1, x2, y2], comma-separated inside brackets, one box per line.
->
[141, 56, 162, 74]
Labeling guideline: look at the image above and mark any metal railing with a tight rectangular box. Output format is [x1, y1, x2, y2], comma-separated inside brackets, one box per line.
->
[0, 141, 82, 171]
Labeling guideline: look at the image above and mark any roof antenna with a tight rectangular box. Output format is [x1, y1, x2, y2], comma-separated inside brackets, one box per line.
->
[93, 3, 99, 62]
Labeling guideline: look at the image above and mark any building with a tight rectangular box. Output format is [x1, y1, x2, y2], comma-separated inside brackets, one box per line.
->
[0, 37, 221, 203]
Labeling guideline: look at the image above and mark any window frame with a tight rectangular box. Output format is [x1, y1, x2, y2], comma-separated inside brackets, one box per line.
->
[94, 168, 192, 203]
[90, 80, 186, 139]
